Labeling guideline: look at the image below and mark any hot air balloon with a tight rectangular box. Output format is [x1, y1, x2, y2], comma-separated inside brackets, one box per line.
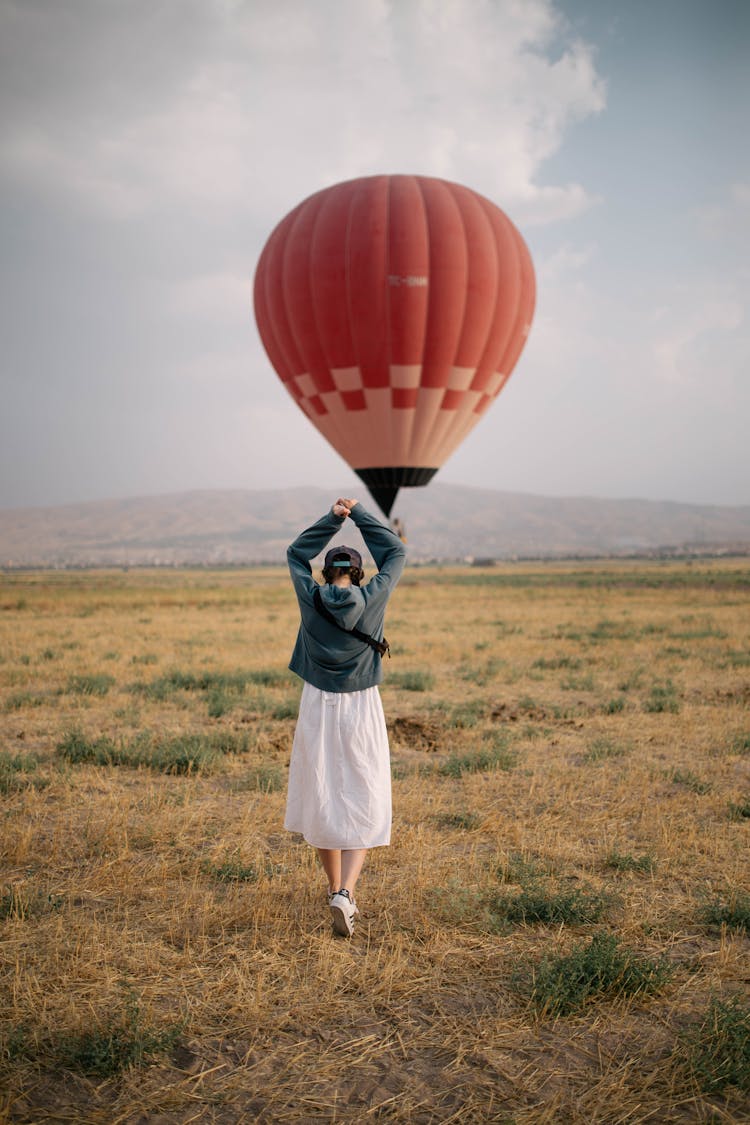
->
[253, 174, 534, 517]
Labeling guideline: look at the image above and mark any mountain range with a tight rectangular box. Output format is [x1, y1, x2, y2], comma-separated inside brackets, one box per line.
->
[2, 485, 749, 566]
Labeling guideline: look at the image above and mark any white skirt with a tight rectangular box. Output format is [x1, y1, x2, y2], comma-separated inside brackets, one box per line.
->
[284, 682, 392, 849]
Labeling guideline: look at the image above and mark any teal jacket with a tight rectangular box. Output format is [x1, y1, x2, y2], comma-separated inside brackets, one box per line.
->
[287, 503, 407, 693]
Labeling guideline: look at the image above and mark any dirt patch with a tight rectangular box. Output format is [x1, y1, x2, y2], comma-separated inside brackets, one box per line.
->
[388, 716, 442, 752]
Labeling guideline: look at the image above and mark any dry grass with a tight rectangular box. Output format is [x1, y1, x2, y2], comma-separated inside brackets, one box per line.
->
[1, 560, 749, 1123]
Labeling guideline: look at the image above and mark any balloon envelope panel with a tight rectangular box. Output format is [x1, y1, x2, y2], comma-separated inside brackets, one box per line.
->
[253, 175, 535, 512]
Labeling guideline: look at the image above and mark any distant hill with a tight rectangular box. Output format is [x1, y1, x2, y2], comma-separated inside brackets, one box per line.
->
[1, 485, 750, 566]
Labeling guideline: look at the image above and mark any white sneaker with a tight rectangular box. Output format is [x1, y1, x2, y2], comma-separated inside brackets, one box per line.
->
[329, 889, 358, 937]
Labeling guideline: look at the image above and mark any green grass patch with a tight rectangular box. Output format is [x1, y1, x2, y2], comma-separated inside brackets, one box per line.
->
[128, 667, 291, 702]
[268, 698, 299, 720]
[583, 738, 629, 764]
[497, 852, 553, 884]
[561, 674, 596, 691]
[521, 931, 673, 1017]
[433, 811, 480, 831]
[426, 882, 490, 929]
[670, 623, 727, 640]
[680, 994, 750, 1094]
[240, 763, 284, 792]
[25, 992, 184, 1077]
[603, 696, 627, 713]
[532, 656, 582, 671]
[446, 700, 486, 728]
[587, 619, 636, 643]
[67, 673, 116, 697]
[207, 689, 234, 718]
[56, 729, 249, 774]
[459, 658, 503, 686]
[605, 850, 656, 874]
[659, 644, 690, 659]
[699, 892, 750, 933]
[493, 619, 523, 636]
[203, 855, 286, 882]
[669, 768, 712, 794]
[731, 731, 750, 755]
[438, 739, 517, 778]
[492, 882, 609, 926]
[643, 680, 680, 713]
[728, 797, 750, 820]
[389, 669, 435, 692]
[618, 670, 644, 693]
[1, 884, 63, 920]
[4, 691, 49, 712]
[0, 750, 45, 795]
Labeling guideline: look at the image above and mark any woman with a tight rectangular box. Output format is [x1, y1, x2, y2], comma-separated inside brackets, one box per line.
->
[285, 497, 406, 937]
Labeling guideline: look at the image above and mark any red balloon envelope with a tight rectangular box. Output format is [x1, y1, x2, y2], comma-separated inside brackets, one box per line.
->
[253, 174, 535, 516]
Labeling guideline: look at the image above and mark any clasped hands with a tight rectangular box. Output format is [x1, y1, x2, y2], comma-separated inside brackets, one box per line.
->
[332, 497, 359, 518]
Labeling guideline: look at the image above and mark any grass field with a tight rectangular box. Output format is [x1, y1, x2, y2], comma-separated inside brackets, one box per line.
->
[1, 561, 749, 1123]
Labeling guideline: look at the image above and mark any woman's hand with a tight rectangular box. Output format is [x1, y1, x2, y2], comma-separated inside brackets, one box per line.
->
[332, 497, 359, 518]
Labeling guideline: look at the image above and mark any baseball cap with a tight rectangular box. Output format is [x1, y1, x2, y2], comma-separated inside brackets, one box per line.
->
[324, 545, 362, 569]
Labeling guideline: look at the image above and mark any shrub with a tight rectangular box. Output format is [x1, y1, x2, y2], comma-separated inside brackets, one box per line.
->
[522, 931, 673, 1017]
[497, 853, 552, 884]
[53, 993, 182, 1076]
[56, 730, 118, 764]
[681, 995, 750, 1093]
[492, 883, 608, 926]
[700, 892, 750, 934]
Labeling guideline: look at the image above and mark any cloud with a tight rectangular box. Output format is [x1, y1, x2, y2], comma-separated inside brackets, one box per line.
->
[651, 286, 746, 385]
[0, 0, 605, 227]
[164, 273, 253, 325]
[693, 181, 750, 246]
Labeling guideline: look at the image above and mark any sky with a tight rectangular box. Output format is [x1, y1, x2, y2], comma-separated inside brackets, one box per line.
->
[1, 0, 748, 511]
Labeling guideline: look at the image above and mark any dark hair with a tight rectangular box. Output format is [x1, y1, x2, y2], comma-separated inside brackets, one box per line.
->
[322, 564, 363, 586]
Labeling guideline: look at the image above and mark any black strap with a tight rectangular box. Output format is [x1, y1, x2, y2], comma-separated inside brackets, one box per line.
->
[313, 587, 390, 658]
